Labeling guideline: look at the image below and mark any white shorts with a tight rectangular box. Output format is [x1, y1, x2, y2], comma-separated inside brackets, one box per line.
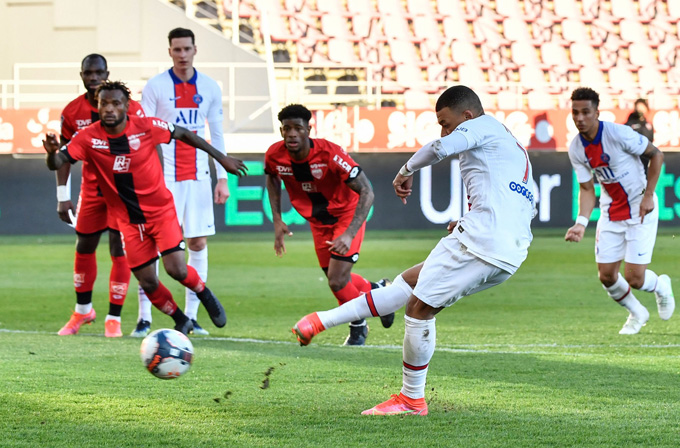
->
[595, 197, 658, 265]
[166, 178, 215, 238]
[413, 235, 513, 308]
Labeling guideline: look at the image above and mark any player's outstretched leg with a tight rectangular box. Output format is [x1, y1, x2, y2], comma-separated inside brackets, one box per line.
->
[654, 274, 675, 320]
[371, 278, 395, 329]
[292, 312, 326, 346]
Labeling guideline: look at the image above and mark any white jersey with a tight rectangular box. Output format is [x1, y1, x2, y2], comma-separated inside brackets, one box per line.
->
[141, 68, 227, 182]
[568, 121, 649, 222]
[441, 114, 535, 270]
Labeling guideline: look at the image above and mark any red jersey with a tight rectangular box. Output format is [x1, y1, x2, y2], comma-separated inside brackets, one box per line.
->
[60, 94, 145, 199]
[62, 115, 177, 225]
[264, 138, 362, 225]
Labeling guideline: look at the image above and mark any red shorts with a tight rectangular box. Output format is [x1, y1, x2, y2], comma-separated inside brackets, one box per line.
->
[118, 213, 184, 270]
[310, 216, 366, 269]
[75, 192, 118, 235]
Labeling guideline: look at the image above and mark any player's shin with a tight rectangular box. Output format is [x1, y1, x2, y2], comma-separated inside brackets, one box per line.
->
[185, 248, 208, 320]
[145, 282, 179, 316]
[401, 315, 436, 400]
[317, 274, 413, 329]
[109, 255, 130, 306]
[74, 252, 97, 314]
[180, 266, 205, 293]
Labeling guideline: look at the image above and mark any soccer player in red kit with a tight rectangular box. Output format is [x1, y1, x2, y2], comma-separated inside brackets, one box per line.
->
[265, 104, 393, 345]
[44, 81, 248, 335]
[55, 54, 145, 338]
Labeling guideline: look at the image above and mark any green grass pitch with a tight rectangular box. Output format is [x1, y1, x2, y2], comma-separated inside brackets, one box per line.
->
[1, 229, 679, 447]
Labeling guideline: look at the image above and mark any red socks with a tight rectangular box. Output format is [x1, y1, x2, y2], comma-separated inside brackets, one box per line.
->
[146, 282, 178, 315]
[109, 255, 130, 306]
[180, 266, 205, 293]
[74, 252, 97, 293]
[332, 274, 373, 305]
[351, 273, 373, 293]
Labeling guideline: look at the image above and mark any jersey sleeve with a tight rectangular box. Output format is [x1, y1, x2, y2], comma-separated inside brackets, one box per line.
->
[141, 82, 158, 117]
[328, 142, 362, 182]
[60, 109, 76, 142]
[206, 80, 224, 123]
[568, 138, 593, 183]
[263, 148, 278, 176]
[611, 122, 649, 156]
[148, 117, 174, 145]
[62, 133, 87, 164]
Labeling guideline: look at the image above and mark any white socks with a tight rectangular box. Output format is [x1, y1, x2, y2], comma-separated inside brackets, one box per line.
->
[604, 273, 647, 317]
[185, 247, 208, 320]
[401, 315, 436, 400]
[639, 269, 659, 293]
[75, 303, 92, 314]
[317, 274, 413, 329]
[137, 260, 158, 322]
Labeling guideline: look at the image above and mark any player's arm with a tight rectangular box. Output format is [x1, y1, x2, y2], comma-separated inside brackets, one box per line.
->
[209, 119, 230, 205]
[172, 125, 247, 177]
[565, 179, 597, 243]
[43, 133, 71, 170]
[393, 132, 467, 204]
[640, 143, 663, 223]
[54, 135, 75, 223]
[265, 173, 292, 257]
[327, 171, 374, 255]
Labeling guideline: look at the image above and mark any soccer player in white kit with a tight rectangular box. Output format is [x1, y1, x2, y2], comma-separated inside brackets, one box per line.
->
[292, 85, 536, 415]
[132, 27, 230, 337]
[565, 87, 674, 335]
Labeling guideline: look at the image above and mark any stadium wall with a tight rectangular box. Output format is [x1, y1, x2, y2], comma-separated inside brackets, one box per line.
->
[2, 152, 680, 235]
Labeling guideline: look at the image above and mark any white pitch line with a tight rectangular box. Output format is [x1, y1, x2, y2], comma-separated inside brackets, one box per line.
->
[2, 328, 679, 358]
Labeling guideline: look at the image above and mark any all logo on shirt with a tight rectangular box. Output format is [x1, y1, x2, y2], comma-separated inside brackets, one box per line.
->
[332, 154, 352, 172]
[91, 138, 108, 149]
[113, 155, 131, 173]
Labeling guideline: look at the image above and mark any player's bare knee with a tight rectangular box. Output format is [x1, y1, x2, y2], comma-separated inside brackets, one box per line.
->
[625, 275, 645, 290]
[166, 264, 188, 281]
[328, 276, 349, 292]
[108, 231, 125, 257]
[75, 234, 100, 254]
[598, 273, 617, 287]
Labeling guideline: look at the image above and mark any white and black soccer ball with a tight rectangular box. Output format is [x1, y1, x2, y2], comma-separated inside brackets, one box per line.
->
[140, 329, 194, 379]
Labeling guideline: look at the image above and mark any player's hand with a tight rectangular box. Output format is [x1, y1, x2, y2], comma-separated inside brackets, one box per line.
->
[325, 232, 353, 255]
[43, 133, 60, 154]
[565, 224, 585, 243]
[220, 156, 248, 177]
[57, 200, 76, 224]
[214, 178, 230, 205]
[447, 220, 458, 234]
[393, 172, 414, 204]
[639, 194, 654, 223]
[273, 221, 293, 257]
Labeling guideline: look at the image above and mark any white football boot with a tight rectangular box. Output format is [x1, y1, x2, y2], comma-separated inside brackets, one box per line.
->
[654, 274, 675, 321]
[619, 308, 650, 335]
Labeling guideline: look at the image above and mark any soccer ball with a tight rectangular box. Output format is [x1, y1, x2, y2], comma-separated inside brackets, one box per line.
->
[140, 329, 194, 379]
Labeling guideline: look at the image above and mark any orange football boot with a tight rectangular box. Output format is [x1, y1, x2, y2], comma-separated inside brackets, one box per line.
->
[292, 312, 325, 346]
[104, 319, 122, 338]
[57, 309, 96, 335]
[361, 393, 428, 416]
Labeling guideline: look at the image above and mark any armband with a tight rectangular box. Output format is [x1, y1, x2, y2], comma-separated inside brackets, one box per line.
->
[57, 185, 71, 202]
[575, 215, 589, 228]
[398, 164, 414, 177]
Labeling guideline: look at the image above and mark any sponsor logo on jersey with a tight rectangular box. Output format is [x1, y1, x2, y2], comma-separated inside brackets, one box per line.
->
[113, 155, 131, 172]
[351, 254, 359, 262]
[509, 181, 534, 204]
[76, 119, 92, 128]
[332, 154, 352, 172]
[276, 165, 293, 175]
[91, 138, 108, 149]
[600, 153, 611, 163]
[193, 94, 203, 104]
[348, 166, 360, 180]
[455, 126, 468, 132]
[152, 119, 169, 130]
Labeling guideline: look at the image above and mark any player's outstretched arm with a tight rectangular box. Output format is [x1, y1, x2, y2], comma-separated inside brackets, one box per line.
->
[173, 126, 248, 177]
[43, 133, 70, 171]
[265, 174, 292, 257]
[565, 180, 596, 243]
[54, 134, 75, 224]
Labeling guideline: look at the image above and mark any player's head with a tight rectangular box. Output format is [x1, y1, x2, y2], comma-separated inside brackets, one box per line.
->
[634, 98, 649, 115]
[278, 104, 312, 155]
[168, 28, 197, 71]
[434, 85, 484, 137]
[570, 87, 600, 137]
[94, 80, 130, 130]
[80, 54, 109, 95]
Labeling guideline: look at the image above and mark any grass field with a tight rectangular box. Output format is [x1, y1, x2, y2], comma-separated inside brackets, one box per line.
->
[1, 229, 679, 447]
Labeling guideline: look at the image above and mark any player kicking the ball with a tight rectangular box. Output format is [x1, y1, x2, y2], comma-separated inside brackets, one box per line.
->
[565, 87, 674, 335]
[293, 85, 536, 415]
[43, 80, 247, 335]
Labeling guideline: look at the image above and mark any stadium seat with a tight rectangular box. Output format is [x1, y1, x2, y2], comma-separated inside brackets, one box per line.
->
[347, 0, 378, 15]
[406, 0, 435, 17]
[316, 0, 348, 15]
[327, 38, 361, 64]
[321, 14, 352, 39]
[528, 88, 555, 109]
[553, 0, 579, 18]
[377, 0, 406, 15]
[610, 0, 636, 18]
[450, 40, 480, 65]
[388, 39, 421, 65]
[403, 89, 431, 110]
[382, 15, 419, 41]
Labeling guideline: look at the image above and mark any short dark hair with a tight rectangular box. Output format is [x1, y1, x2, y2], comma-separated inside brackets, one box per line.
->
[168, 27, 195, 45]
[634, 98, 649, 108]
[81, 53, 107, 70]
[94, 80, 131, 101]
[278, 104, 312, 123]
[571, 87, 600, 108]
[435, 85, 484, 115]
